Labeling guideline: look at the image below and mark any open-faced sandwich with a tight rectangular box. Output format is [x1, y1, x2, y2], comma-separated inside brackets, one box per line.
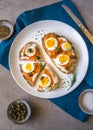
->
[37, 63, 59, 92]
[19, 42, 44, 62]
[42, 33, 77, 74]
[20, 62, 45, 86]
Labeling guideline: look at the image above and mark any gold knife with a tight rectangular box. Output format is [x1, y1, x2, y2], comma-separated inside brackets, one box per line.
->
[62, 5, 93, 44]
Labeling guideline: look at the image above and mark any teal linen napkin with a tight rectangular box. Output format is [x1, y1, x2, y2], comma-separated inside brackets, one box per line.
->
[0, 0, 93, 121]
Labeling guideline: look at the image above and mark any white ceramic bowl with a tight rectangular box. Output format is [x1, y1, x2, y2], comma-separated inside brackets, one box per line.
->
[78, 89, 93, 115]
[7, 99, 31, 124]
[0, 19, 14, 41]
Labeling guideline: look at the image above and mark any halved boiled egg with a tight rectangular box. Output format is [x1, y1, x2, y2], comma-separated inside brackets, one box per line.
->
[61, 42, 71, 51]
[57, 54, 70, 65]
[45, 37, 58, 50]
[39, 74, 51, 88]
[25, 46, 36, 57]
[22, 63, 35, 73]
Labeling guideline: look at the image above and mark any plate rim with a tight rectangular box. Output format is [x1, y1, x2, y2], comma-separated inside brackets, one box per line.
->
[9, 20, 89, 98]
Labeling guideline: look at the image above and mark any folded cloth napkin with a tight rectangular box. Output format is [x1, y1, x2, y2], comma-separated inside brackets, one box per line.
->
[0, 0, 93, 121]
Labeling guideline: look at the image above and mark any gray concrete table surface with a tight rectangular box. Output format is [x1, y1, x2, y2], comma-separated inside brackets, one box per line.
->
[0, 0, 93, 130]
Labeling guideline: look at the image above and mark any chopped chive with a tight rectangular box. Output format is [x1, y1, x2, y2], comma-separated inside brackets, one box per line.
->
[36, 56, 41, 60]
[71, 72, 77, 87]
[55, 48, 62, 54]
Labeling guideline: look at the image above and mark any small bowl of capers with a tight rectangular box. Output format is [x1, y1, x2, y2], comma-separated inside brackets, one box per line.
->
[7, 99, 31, 124]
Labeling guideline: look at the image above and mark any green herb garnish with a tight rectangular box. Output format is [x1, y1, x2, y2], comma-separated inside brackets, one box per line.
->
[65, 66, 69, 70]
[71, 72, 77, 87]
[70, 55, 77, 59]
[41, 76, 45, 80]
[36, 56, 41, 60]
[56, 48, 62, 54]
[40, 63, 44, 69]
[27, 48, 34, 53]
[38, 31, 40, 33]
[28, 73, 33, 77]
[35, 38, 38, 40]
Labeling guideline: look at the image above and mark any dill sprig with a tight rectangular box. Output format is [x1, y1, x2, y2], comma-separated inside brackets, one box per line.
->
[71, 72, 77, 87]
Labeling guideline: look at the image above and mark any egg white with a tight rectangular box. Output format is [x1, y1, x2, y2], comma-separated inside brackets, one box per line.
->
[32, 73, 38, 82]
[22, 63, 35, 73]
[57, 54, 70, 65]
[39, 74, 51, 88]
[45, 37, 58, 51]
[25, 46, 36, 57]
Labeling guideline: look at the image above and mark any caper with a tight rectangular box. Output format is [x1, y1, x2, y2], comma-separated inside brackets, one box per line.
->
[16, 104, 21, 108]
[14, 115, 17, 119]
[22, 112, 26, 116]
[16, 107, 21, 112]
[22, 106, 27, 110]
[17, 112, 21, 116]
[9, 110, 12, 115]
[21, 116, 25, 120]
[11, 113, 15, 118]
[14, 109, 17, 113]
[17, 116, 21, 121]
[11, 104, 15, 109]
[20, 110, 23, 114]
[19, 103, 24, 107]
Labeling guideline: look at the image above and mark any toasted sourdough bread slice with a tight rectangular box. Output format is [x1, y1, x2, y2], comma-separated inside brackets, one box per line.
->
[20, 62, 45, 86]
[37, 63, 59, 92]
[19, 42, 44, 62]
[42, 33, 77, 74]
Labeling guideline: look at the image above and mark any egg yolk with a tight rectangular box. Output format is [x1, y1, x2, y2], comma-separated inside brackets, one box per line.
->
[45, 38, 58, 49]
[40, 76, 49, 86]
[25, 63, 33, 71]
[62, 42, 71, 51]
[40, 74, 52, 88]
[58, 54, 70, 64]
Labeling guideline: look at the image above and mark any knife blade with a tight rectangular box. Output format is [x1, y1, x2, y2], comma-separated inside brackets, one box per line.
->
[62, 5, 93, 45]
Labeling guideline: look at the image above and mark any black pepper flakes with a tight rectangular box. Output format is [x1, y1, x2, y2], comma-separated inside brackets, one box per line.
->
[0, 25, 10, 39]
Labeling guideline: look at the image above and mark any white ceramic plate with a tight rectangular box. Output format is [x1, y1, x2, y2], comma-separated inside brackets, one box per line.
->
[9, 20, 89, 98]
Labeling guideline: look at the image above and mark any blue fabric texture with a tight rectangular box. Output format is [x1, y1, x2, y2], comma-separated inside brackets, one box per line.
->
[0, 0, 93, 121]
